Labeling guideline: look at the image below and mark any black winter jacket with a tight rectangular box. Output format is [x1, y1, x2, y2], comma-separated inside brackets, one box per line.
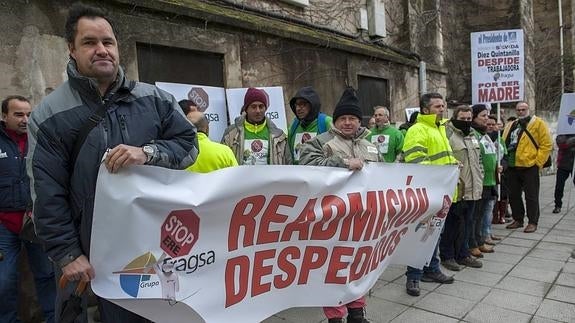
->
[0, 123, 30, 212]
[27, 60, 198, 267]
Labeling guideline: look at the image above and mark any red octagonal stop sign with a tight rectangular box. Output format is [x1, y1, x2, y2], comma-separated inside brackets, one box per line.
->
[160, 209, 200, 258]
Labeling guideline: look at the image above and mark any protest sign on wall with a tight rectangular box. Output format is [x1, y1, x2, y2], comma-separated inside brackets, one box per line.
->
[91, 163, 458, 322]
[156, 82, 229, 142]
[471, 29, 524, 104]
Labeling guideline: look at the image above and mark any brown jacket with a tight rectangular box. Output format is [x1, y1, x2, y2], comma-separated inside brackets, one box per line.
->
[299, 127, 379, 167]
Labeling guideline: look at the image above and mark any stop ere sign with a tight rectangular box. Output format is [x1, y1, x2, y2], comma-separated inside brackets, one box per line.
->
[160, 209, 200, 258]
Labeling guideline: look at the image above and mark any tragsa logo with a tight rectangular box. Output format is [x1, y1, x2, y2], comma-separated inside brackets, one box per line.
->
[113, 252, 160, 297]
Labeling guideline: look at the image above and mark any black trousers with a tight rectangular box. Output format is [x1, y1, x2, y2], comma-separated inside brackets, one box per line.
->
[554, 168, 574, 208]
[440, 200, 474, 261]
[507, 166, 540, 225]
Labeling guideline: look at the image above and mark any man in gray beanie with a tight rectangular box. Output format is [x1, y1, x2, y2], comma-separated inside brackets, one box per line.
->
[299, 87, 377, 323]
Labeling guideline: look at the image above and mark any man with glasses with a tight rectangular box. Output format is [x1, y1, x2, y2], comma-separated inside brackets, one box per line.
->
[502, 101, 552, 233]
[288, 86, 332, 164]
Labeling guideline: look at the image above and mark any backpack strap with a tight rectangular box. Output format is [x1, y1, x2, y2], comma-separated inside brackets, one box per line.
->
[523, 128, 539, 149]
[70, 80, 136, 171]
[288, 118, 300, 153]
[289, 118, 300, 138]
[317, 113, 327, 134]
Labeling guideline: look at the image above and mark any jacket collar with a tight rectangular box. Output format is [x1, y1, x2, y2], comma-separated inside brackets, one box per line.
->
[67, 59, 128, 104]
[234, 114, 283, 136]
[331, 126, 370, 141]
[417, 113, 444, 127]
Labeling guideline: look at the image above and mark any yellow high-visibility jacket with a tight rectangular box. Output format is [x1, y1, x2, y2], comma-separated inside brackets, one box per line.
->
[403, 114, 458, 166]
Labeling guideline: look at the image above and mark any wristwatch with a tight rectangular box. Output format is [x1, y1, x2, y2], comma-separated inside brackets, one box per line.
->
[142, 145, 156, 164]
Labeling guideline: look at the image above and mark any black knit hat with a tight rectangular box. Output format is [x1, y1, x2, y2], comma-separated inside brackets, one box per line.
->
[333, 87, 362, 121]
[471, 104, 488, 119]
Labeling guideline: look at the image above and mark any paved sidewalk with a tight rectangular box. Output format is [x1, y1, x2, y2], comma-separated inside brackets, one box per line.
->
[265, 175, 575, 323]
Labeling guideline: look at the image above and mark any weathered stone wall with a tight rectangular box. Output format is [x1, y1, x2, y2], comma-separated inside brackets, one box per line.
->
[533, 0, 573, 112]
[0, 0, 445, 122]
[407, 0, 444, 66]
[440, 0, 520, 104]
[440, 0, 574, 115]
[0, 0, 70, 105]
[223, 0, 365, 36]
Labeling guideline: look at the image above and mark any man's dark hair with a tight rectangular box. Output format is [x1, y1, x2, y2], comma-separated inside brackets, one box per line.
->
[419, 92, 443, 113]
[2, 95, 29, 114]
[178, 99, 196, 115]
[65, 3, 116, 44]
[488, 114, 498, 122]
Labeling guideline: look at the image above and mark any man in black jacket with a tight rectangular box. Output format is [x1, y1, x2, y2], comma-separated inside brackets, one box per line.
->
[1, 95, 56, 323]
[27, 4, 198, 322]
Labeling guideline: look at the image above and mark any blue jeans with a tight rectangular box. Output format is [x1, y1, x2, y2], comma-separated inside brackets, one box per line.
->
[406, 243, 440, 281]
[0, 224, 56, 323]
[482, 197, 496, 239]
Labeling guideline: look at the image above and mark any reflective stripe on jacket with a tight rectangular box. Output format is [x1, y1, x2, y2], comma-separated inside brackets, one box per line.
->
[403, 114, 458, 166]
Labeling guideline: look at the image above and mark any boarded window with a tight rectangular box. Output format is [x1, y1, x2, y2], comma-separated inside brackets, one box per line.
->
[357, 75, 390, 126]
[136, 43, 224, 87]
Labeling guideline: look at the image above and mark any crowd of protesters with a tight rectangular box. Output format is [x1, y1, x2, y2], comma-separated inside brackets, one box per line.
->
[0, 2, 572, 323]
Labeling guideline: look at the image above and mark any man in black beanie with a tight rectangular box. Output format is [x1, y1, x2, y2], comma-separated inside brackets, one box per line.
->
[299, 87, 377, 323]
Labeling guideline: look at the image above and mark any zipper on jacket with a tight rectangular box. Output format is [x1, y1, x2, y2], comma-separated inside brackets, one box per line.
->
[118, 114, 130, 143]
[102, 116, 109, 150]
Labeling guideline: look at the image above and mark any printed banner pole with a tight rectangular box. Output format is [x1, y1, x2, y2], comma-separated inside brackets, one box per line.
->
[497, 102, 501, 202]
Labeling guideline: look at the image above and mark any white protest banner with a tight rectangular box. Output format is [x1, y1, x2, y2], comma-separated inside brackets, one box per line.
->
[91, 163, 458, 322]
[156, 82, 229, 142]
[471, 29, 524, 104]
[557, 93, 575, 135]
[225, 87, 288, 134]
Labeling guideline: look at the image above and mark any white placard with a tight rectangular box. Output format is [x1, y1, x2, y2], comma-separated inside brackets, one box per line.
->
[405, 107, 420, 121]
[557, 93, 575, 135]
[471, 29, 524, 104]
[156, 82, 229, 142]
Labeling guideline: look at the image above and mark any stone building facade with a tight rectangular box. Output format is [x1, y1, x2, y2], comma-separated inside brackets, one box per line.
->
[0, 0, 449, 126]
[440, 0, 574, 117]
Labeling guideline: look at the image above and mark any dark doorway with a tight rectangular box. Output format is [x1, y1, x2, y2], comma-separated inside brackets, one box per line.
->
[136, 43, 224, 87]
[357, 75, 390, 126]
